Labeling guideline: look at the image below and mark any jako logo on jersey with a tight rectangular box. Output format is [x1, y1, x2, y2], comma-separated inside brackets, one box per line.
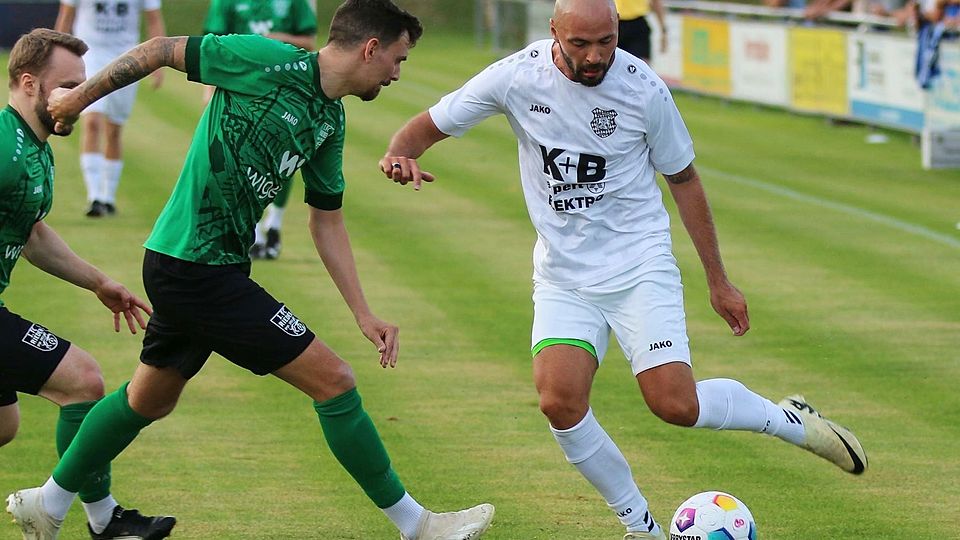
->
[247, 167, 281, 199]
[278, 151, 306, 177]
[22, 323, 59, 352]
[271, 305, 306, 337]
[4, 244, 23, 260]
[590, 107, 618, 138]
[282, 112, 299, 126]
[529, 104, 551, 114]
[648, 340, 673, 351]
[539, 145, 606, 183]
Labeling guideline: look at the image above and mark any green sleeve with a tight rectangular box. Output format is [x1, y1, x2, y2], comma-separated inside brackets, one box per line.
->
[302, 105, 346, 211]
[202, 0, 231, 35]
[186, 34, 316, 96]
[289, 0, 318, 35]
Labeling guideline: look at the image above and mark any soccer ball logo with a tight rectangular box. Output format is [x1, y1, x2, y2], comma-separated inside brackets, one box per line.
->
[670, 491, 757, 539]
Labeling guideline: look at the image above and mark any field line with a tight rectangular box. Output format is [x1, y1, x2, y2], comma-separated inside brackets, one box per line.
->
[699, 165, 960, 250]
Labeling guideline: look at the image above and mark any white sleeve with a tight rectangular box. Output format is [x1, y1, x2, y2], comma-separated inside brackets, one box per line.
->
[645, 82, 695, 175]
[428, 61, 513, 138]
[144, 0, 162, 11]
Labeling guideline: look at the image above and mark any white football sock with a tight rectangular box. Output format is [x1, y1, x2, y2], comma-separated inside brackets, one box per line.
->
[551, 409, 658, 533]
[82, 494, 118, 534]
[253, 221, 266, 245]
[264, 204, 285, 231]
[39, 476, 76, 521]
[381, 492, 425, 539]
[693, 378, 805, 445]
[102, 159, 123, 204]
[80, 153, 104, 202]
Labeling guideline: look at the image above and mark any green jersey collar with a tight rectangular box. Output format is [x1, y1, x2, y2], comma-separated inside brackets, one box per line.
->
[4, 105, 43, 146]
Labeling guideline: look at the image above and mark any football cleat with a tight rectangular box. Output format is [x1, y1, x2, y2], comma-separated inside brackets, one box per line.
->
[86, 201, 106, 218]
[401, 503, 494, 540]
[6, 487, 63, 540]
[87, 506, 175, 540]
[264, 228, 282, 260]
[779, 394, 868, 474]
[624, 529, 667, 540]
[249, 242, 267, 260]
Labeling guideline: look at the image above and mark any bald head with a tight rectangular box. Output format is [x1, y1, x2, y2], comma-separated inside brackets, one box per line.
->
[553, 0, 618, 27]
[550, 0, 618, 86]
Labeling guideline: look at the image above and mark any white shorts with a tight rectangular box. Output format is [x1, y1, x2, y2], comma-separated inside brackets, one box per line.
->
[82, 47, 139, 124]
[531, 253, 691, 375]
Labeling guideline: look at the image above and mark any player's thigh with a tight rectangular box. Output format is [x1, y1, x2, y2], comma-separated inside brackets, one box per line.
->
[0, 402, 19, 446]
[0, 307, 72, 405]
[141, 250, 315, 378]
[102, 83, 138, 125]
[597, 259, 691, 376]
[532, 280, 611, 364]
[38, 344, 104, 405]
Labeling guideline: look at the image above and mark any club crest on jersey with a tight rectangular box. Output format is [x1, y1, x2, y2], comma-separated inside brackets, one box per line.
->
[590, 107, 618, 138]
[22, 323, 59, 352]
[271, 305, 306, 337]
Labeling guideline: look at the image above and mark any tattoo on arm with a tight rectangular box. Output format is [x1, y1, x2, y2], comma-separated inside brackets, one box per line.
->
[663, 165, 697, 185]
[79, 37, 184, 106]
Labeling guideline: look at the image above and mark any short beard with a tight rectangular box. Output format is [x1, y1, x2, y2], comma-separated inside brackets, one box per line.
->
[558, 42, 610, 87]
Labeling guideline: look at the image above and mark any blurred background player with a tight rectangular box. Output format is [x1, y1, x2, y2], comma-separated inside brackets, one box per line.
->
[2, 28, 174, 540]
[54, 0, 166, 218]
[202, 0, 319, 260]
[614, 0, 667, 64]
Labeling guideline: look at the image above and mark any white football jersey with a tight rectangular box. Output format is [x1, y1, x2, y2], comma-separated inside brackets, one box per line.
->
[430, 40, 695, 288]
[63, 0, 162, 51]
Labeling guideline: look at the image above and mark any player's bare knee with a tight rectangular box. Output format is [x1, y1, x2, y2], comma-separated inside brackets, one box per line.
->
[325, 362, 356, 396]
[0, 424, 17, 447]
[539, 395, 588, 430]
[650, 396, 698, 427]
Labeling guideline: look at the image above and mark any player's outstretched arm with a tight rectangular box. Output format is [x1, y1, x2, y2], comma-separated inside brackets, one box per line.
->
[21, 222, 151, 334]
[144, 8, 169, 89]
[308, 207, 399, 368]
[664, 163, 750, 336]
[381, 111, 449, 190]
[47, 36, 188, 133]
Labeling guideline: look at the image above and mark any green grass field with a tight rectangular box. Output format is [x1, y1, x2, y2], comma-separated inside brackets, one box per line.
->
[1, 32, 959, 539]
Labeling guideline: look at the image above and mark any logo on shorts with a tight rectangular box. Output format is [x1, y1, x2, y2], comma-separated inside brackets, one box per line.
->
[22, 323, 59, 352]
[648, 340, 673, 351]
[271, 306, 306, 337]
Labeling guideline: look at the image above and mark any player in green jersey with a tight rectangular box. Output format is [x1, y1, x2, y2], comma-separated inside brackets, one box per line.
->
[7, 2, 495, 539]
[202, 0, 320, 260]
[2, 28, 175, 540]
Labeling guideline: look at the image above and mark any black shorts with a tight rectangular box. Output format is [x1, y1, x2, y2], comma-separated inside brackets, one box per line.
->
[0, 307, 72, 406]
[618, 16, 652, 61]
[140, 250, 315, 379]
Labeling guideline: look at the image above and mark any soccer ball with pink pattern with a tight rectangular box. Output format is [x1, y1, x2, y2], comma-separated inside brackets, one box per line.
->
[669, 491, 757, 539]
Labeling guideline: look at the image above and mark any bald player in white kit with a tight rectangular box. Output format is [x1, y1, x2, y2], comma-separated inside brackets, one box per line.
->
[380, 0, 868, 538]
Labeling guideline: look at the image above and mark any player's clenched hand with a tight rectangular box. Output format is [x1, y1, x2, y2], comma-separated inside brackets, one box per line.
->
[47, 87, 81, 136]
[709, 280, 750, 336]
[380, 156, 435, 191]
[356, 313, 400, 368]
[94, 279, 153, 334]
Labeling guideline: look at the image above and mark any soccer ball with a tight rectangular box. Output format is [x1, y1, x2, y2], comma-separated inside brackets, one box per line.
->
[669, 491, 757, 539]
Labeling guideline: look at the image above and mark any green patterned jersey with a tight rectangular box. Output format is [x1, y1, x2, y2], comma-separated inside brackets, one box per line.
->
[0, 106, 55, 305]
[203, 0, 317, 38]
[144, 34, 345, 264]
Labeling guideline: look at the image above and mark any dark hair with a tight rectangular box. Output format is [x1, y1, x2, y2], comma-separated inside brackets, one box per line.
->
[8, 28, 88, 89]
[327, 0, 423, 48]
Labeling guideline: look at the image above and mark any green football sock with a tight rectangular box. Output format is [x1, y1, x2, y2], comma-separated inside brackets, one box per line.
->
[53, 383, 152, 493]
[56, 401, 112, 503]
[314, 388, 406, 508]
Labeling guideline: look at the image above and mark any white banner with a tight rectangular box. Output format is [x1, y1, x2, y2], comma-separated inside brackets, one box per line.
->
[847, 33, 925, 132]
[925, 42, 960, 130]
[729, 22, 789, 106]
[652, 13, 684, 85]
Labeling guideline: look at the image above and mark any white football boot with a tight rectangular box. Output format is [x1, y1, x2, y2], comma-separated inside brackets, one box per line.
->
[779, 394, 868, 474]
[624, 529, 668, 540]
[6, 487, 62, 540]
[400, 503, 494, 540]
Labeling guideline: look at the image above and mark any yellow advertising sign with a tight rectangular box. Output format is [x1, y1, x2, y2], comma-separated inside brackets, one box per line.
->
[790, 28, 849, 115]
[682, 17, 731, 96]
